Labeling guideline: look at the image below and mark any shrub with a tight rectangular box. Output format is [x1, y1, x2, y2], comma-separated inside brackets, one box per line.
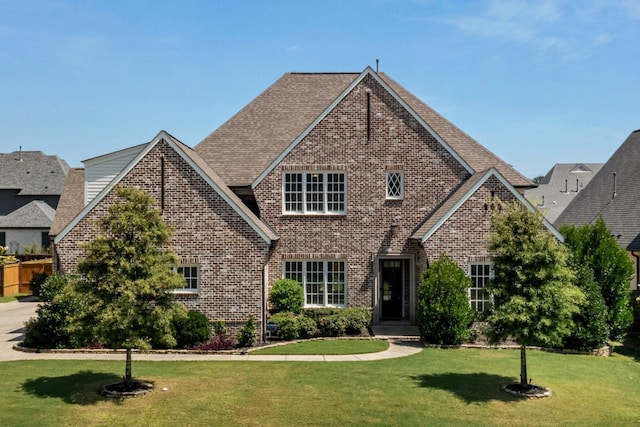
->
[192, 334, 237, 351]
[417, 255, 474, 345]
[269, 279, 304, 314]
[269, 312, 300, 340]
[297, 315, 318, 338]
[23, 273, 87, 349]
[237, 315, 257, 347]
[563, 264, 610, 350]
[318, 313, 347, 337]
[29, 272, 49, 298]
[173, 310, 212, 348]
[343, 307, 371, 335]
[213, 320, 228, 336]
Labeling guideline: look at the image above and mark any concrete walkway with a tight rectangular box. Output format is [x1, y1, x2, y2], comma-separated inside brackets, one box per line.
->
[0, 298, 423, 362]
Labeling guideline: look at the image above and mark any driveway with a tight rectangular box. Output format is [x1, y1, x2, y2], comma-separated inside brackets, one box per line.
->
[0, 298, 423, 361]
[0, 297, 39, 361]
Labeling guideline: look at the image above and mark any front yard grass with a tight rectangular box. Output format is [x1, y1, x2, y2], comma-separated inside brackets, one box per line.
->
[0, 293, 31, 303]
[250, 338, 389, 355]
[1, 347, 638, 426]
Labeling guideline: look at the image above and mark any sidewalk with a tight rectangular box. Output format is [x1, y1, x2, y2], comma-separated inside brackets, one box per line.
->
[0, 298, 423, 362]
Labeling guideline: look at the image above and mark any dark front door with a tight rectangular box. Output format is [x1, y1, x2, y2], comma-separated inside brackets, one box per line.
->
[380, 259, 404, 320]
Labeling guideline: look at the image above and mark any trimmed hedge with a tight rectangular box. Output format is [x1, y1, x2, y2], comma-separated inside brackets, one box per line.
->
[269, 307, 371, 340]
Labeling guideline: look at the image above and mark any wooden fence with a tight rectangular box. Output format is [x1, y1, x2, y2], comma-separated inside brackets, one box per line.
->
[0, 259, 52, 296]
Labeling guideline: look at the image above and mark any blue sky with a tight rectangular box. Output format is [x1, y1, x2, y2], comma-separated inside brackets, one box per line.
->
[1, 0, 639, 178]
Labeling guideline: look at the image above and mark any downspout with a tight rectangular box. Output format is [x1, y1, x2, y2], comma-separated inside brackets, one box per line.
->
[262, 240, 276, 343]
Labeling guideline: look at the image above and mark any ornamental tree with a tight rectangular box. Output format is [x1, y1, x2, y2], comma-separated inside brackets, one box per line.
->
[73, 186, 186, 388]
[560, 217, 634, 340]
[487, 201, 584, 390]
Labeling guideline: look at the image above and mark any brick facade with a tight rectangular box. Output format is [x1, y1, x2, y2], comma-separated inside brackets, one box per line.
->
[54, 141, 271, 331]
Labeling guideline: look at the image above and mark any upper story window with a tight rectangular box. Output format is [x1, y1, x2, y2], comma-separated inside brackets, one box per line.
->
[283, 172, 346, 214]
[386, 171, 403, 199]
[468, 263, 493, 312]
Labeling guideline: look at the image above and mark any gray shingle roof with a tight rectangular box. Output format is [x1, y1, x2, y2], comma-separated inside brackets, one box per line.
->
[525, 163, 603, 223]
[195, 70, 532, 188]
[555, 130, 640, 250]
[0, 200, 56, 228]
[0, 151, 69, 195]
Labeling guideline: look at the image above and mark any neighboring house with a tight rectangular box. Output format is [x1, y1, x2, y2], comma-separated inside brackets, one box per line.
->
[0, 150, 69, 253]
[555, 129, 640, 292]
[51, 67, 560, 334]
[525, 163, 603, 223]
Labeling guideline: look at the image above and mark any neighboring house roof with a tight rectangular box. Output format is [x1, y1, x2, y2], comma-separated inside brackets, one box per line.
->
[53, 131, 278, 244]
[49, 168, 85, 236]
[555, 129, 640, 251]
[196, 67, 533, 189]
[0, 151, 70, 195]
[411, 168, 563, 244]
[525, 163, 603, 223]
[0, 200, 56, 228]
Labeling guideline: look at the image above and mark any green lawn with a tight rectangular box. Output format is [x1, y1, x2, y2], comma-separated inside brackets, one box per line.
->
[1, 347, 638, 426]
[0, 293, 31, 303]
[250, 338, 389, 355]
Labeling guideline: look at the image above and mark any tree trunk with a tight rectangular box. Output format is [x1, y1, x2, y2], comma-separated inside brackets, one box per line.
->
[520, 344, 528, 387]
[125, 347, 132, 386]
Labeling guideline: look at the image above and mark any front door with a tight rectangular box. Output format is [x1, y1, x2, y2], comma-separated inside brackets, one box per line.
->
[380, 259, 404, 320]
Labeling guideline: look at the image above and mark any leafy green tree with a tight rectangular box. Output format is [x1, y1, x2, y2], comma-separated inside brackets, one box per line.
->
[560, 217, 634, 340]
[487, 201, 584, 389]
[417, 255, 474, 345]
[73, 186, 186, 388]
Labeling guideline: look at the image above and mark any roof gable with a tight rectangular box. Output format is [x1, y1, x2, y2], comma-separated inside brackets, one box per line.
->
[54, 131, 277, 244]
[252, 67, 476, 189]
[195, 68, 531, 189]
[555, 130, 640, 250]
[411, 168, 562, 243]
[0, 200, 56, 228]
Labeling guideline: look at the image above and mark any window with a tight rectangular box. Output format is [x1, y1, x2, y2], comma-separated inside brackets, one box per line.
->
[176, 265, 199, 292]
[468, 263, 492, 312]
[283, 172, 346, 214]
[283, 260, 346, 307]
[41, 232, 49, 249]
[0, 231, 5, 247]
[386, 172, 403, 199]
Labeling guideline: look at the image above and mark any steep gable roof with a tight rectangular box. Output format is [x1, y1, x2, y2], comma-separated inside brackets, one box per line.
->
[555, 130, 640, 250]
[0, 151, 69, 195]
[53, 131, 278, 244]
[195, 67, 532, 189]
[411, 168, 562, 244]
[0, 200, 56, 228]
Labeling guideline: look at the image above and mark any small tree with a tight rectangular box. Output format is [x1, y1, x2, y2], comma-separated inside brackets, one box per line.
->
[269, 278, 304, 314]
[73, 186, 186, 389]
[417, 255, 474, 345]
[560, 217, 634, 340]
[487, 201, 584, 390]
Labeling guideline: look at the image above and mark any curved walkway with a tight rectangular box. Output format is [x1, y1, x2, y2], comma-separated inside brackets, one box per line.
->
[0, 298, 423, 362]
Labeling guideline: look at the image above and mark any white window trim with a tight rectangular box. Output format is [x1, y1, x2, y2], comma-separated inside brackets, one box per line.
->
[468, 262, 493, 312]
[282, 171, 347, 215]
[386, 171, 404, 200]
[172, 264, 199, 294]
[282, 260, 347, 308]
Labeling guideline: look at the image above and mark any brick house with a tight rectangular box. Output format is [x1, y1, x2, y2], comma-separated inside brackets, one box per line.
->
[51, 67, 560, 334]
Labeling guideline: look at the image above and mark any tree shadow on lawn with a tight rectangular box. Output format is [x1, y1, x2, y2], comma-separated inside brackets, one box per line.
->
[22, 371, 126, 405]
[411, 372, 519, 403]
